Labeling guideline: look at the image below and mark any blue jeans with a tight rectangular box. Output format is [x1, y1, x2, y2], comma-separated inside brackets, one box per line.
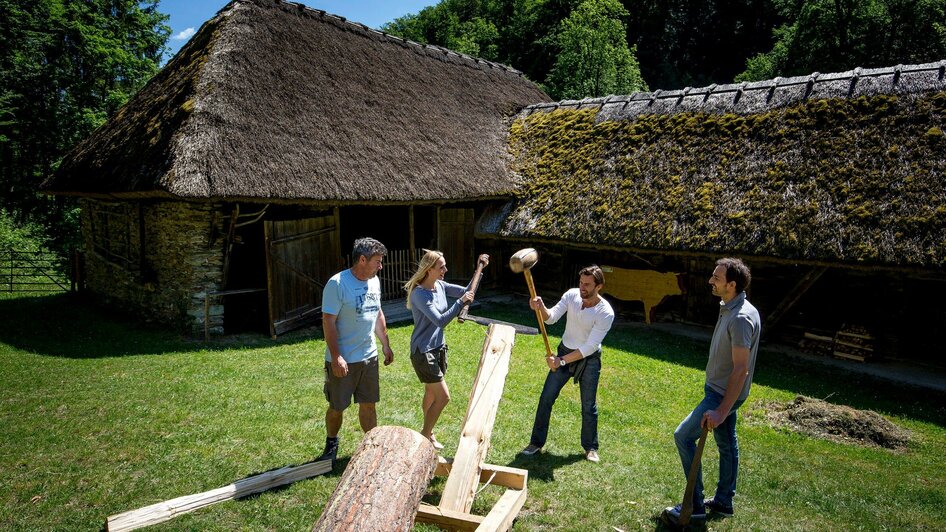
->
[673, 385, 745, 508]
[529, 344, 602, 451]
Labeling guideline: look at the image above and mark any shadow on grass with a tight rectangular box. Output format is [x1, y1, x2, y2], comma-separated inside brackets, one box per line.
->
[0, 293, 318, 359]
[477, 301, 946, 427]
[651, 512, 722, 531]
[504, 451, 584, 483]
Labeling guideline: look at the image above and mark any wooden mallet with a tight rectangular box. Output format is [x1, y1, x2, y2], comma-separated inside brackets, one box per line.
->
[509, 248, 554, 359]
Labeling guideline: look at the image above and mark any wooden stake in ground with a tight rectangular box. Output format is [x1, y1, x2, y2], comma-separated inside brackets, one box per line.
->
[106, 459, 332, 532]
[312, 425, 438, 532]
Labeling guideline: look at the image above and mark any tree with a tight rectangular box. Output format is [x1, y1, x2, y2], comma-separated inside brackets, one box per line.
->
[738, 0, 946, 81]
[0, 0, 169, 252]
[622, 0, 784, 90]
[544, 0, 647, 99]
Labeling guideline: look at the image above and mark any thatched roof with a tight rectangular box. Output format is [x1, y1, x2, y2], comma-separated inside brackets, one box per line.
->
[44, 0, 549, 203]
[483, 61, 946, 269]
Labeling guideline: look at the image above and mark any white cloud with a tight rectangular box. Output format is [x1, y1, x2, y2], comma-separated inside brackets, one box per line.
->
[172, 27, 196, 41]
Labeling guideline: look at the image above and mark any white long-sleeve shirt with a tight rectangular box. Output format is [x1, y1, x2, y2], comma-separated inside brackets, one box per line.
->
[545, 288, 615, 358]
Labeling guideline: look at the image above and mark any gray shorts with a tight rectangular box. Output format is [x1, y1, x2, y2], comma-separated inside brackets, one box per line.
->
[410, 345, 448, 384]
[323, 356, 379, 411]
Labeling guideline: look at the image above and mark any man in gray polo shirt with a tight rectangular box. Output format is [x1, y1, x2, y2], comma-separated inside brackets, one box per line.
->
[664, 258, 761, 524]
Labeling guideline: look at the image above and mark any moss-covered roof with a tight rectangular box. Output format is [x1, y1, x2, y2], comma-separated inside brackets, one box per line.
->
[44, 0, 549, 202]
[489, 62, 946, 269]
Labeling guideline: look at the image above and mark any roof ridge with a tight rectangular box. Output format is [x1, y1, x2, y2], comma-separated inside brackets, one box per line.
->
[521, 60, 946, 116]
[248, 0, 531, 81]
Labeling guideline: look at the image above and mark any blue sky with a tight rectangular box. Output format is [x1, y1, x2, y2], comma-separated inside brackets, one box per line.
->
[159, 1, 439, 62]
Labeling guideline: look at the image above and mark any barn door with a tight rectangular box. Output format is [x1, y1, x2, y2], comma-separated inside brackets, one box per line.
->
[437, 207, 474, 281]
[264, 214, 340, 337]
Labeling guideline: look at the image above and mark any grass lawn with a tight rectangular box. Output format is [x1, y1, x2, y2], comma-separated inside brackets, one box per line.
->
[1, 292, 945, 531]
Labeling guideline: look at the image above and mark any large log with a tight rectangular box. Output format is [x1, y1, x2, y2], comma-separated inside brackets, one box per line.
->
[312, 426, 437, 532]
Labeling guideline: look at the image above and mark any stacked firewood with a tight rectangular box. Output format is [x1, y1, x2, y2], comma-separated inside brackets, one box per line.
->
[832, 324, 875, 362]
[800, 324, 875, 362]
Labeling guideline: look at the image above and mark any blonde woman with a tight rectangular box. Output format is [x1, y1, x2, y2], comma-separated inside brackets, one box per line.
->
[404, 250, 488, 449]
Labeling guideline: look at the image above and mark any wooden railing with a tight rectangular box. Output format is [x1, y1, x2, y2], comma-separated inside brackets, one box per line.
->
[347, 248, 421, 301]
[1, 249, 71, 292]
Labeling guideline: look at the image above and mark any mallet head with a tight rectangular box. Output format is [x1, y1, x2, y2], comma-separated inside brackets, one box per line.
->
[509, 248, 539, 273]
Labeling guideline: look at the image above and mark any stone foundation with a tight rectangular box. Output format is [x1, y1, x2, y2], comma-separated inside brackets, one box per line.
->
[79, 198, 226, 335]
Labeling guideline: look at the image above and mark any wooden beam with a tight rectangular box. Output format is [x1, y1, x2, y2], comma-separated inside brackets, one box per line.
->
[440, 324, 516, 513]
[105, 460, 331, 532]
[764, 266, 828, 337]
[477, 488, 528, 532]
[415, 503, 483, 531]
[434, 460, 528, 491]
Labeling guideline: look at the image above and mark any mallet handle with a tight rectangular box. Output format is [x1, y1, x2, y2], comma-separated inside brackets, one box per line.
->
[680, 426, 709, 525]
[458, 255, 488, 323]
[523, 269, 554, 358]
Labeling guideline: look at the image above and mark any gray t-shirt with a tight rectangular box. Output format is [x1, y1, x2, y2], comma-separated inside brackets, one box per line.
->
[409, 280, 468, 355]
[706, 292, 762, 401]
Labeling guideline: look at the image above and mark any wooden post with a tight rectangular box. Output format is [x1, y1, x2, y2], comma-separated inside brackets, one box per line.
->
[263, 221, 276, 339]
[409, 206, 416, 264]
[332, 207, 342, 269]
[313, 426, 437, 532]
[440, 323, 516, 513]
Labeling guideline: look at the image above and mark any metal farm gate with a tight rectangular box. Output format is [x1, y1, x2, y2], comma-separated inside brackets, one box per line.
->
[1, 250, 72, 293]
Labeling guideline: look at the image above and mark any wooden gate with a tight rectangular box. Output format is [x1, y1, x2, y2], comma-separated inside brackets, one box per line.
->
[264, 214, 340, 337]
[437, 207, 475, 281]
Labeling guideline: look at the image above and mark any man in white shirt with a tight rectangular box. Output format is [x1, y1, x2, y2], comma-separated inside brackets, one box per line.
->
[520, 265, 615, 462]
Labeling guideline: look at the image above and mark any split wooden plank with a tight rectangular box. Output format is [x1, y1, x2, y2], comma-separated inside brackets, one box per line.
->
[106, 459, 332, 532]
[440, 323, 516, 514]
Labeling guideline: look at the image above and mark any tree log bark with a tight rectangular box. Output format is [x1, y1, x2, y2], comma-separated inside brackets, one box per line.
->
[312, 426, 437, 532]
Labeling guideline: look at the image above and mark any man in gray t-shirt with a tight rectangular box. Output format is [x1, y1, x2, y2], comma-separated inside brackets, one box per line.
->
[664, 258, 761, 525]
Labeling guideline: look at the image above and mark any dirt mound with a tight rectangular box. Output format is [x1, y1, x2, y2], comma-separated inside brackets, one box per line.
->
[765, 395, 912, 450]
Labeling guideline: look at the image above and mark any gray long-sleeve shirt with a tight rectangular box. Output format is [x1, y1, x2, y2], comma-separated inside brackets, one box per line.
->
[409, 280, 469, 355]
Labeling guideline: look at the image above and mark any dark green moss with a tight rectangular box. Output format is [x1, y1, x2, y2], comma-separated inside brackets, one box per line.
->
[507, 92, 946, 268]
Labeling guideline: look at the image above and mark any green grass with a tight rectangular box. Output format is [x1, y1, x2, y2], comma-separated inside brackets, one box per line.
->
[1, 292, 945, 531]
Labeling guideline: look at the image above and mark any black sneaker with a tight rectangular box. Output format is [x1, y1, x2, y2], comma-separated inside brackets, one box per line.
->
[704, 497, 734, 517]
[317, 437, 339, 466]
[662, 503, 706, 523]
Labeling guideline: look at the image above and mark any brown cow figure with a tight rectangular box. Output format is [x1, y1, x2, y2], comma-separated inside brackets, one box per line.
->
[601, 266, 683, 324]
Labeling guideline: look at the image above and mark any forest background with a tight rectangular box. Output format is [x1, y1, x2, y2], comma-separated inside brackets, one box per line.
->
[2, 0, 945, 257]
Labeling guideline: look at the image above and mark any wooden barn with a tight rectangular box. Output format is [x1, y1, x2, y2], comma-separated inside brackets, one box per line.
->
[479, 61, 946, 366]
[42, 0, 549, 336]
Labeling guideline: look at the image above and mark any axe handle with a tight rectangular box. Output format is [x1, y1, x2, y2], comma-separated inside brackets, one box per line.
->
[523, 269, 554, 357]
[458, 256, 488, 322]
[680, 426, 709, 525]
